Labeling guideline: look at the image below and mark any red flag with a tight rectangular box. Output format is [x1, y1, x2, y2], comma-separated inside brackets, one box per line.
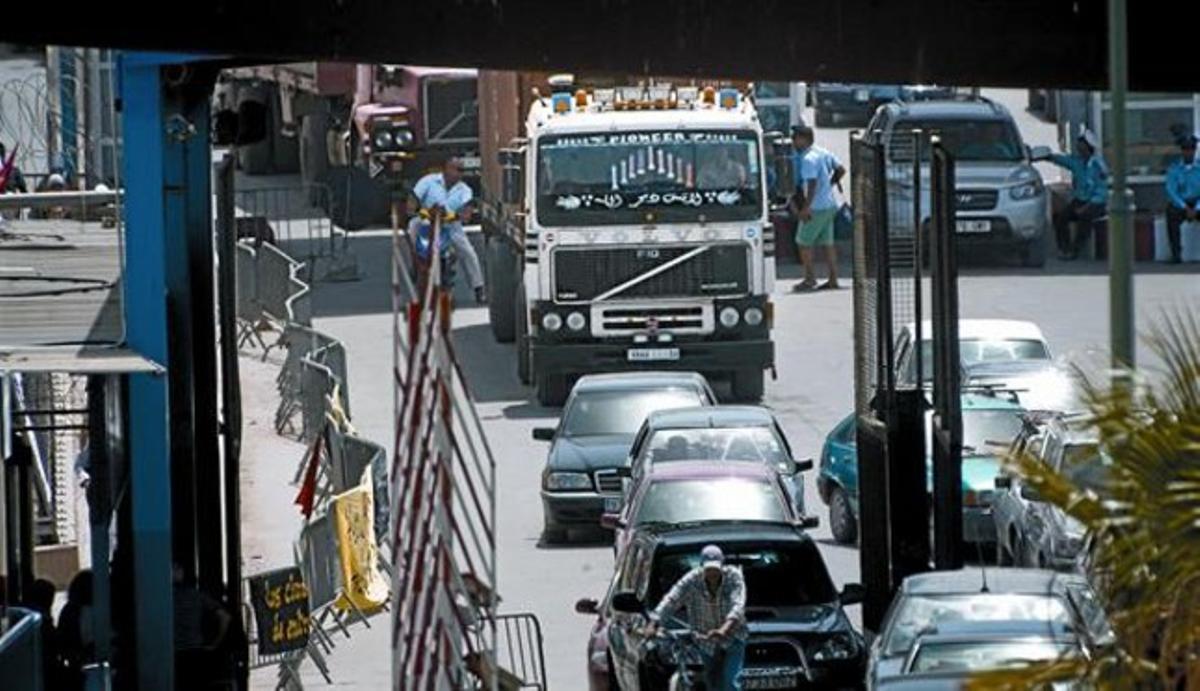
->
[294, 427, 326, 519]
[0, 144, 16, 193]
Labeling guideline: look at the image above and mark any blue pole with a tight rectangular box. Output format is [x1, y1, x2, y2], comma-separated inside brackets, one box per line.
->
[119, 54, 175, 691]
[59, 49, 78, 180]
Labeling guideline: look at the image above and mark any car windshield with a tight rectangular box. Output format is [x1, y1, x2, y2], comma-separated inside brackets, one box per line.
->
[884, 594, 1072, 656]
[962, 409, 1024, 456]
[918, 339, 1049, 382]
[649, 542, 837, 608]
[634, 478, 789, 527]
[1060, 443, 1109, 490]
[890, 118, 1025, 162]
[638, 426, 790, 472]
[562, 389, 703, 437]
[536, 129, 763, 226]
[909, 639, 1077, 673]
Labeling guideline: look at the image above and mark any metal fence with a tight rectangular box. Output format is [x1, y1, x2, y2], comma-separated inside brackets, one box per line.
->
[0, 608, 45, 691]
[234, 184, 357, 283]
[392, 216, 500, 689]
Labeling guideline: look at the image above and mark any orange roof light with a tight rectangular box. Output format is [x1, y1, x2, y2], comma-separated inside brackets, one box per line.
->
[575, 89, 588, 109]
[701, 86, 716, 105]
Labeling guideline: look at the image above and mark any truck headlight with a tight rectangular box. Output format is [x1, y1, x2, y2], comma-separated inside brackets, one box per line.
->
[566, 311, 587, 332]
[719, 306, 740, 328]
[373, 130, 394, 149]
[393, 128, 414, 146]
[1009, 180, 1043, 200]
[811, 634, 856, 662]
[544, 472, 592, 491]
[744, 307, 764, 326]
[541, 313, 563, 332]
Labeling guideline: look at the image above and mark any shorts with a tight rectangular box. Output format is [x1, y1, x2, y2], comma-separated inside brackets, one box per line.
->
[796, 207, 838, 247]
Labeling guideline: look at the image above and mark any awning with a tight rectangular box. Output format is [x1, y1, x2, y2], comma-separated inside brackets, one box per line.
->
[0, 346, 163, 375]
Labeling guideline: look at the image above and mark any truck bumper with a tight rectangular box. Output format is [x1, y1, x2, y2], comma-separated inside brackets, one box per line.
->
[530, 339, 774, 378]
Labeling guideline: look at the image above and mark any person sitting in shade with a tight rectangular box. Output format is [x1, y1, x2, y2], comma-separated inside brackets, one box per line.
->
[1047, 127, 1109, 260]
[1164, 133, 1200, 263]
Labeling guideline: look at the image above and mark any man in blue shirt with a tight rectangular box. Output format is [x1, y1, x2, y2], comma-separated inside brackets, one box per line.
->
[1164, 134, 1200, 264]
[408, 158, 486, 303]
[790, 124, 846, 291]
[1047, 128, 1109, 260]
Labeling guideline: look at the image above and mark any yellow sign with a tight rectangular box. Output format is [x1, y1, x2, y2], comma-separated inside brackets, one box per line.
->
[332, 483, 390, 614]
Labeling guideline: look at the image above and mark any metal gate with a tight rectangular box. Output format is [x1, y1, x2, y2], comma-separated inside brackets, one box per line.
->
[851, 129, 960, 630]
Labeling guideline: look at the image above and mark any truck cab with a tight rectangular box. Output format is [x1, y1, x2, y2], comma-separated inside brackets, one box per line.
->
[487, 79, 784, 405]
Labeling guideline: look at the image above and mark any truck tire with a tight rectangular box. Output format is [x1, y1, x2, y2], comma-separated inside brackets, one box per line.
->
[487, 237, 517, 343]
[731, 368, 765, 402]
[516, 286, 532, 385]
[236, 83, 274, 175]
[536, 373, 570, 408]
[269, 85, 300, 174]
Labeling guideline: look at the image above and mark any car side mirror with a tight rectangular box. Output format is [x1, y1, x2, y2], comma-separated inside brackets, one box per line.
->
[792, 458, 814, 475]
[574, 598, 600, 615]
[610, 591, 644, 615]
[1020, 485, 1042, 502]
[840, 583, 866, 606]
[797, 515, 820, 530]
[995, 475, 1012, 490]
[600, 513, 625, 531]
[532, 427, 555, 442]
[1028, 145, 1052, 162]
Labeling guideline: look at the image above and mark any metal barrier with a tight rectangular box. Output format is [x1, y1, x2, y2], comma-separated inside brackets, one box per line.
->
[392, 215, 501, 689]
[0, 607, 45, 691]
[470, 613, 548, 691]
[234, 184, 346, 274]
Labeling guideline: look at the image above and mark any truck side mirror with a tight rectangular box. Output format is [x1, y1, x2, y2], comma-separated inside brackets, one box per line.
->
[499, 147, 524, 205]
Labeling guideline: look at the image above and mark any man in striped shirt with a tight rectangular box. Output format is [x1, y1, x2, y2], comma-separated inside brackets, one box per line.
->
[650, 544, 748, 690]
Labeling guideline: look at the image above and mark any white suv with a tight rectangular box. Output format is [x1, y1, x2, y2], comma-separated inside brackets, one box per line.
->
[865, 98, 1051, 267]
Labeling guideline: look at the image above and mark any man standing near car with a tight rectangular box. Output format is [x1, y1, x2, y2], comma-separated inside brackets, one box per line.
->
[1048, 128, 1109, 260]
[790, 124, 846, 291]
[1164, 134, 1200, 264]
[407, 157, 487, 303]
[649, 544, 747, 690]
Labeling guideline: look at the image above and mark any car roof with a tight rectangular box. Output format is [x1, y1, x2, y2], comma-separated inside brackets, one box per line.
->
[887, 99, 1010, 120]
[571, 371, 710, 394]
[900, 568, 1088, 596]
[905, 319, 1047, 343]
[644, 405, 776, 429]
[644, 460, 778, 482]
[643, 520, 809, 548]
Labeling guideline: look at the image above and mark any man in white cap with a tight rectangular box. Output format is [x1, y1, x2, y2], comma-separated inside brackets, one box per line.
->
[1047, 127, 1109, 260]
[649, 544, 747, 689]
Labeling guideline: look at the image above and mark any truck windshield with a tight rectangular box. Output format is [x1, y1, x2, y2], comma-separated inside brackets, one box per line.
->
[536, 130, 763, 227]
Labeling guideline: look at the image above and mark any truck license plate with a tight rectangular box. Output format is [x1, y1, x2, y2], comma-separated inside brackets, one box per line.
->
[458, 155, 482, 170]
[627, 348, 680, 362]
[955, 219, 991, 233]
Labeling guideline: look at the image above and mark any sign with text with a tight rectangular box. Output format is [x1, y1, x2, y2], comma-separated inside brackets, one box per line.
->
[248, 567, 311, 656]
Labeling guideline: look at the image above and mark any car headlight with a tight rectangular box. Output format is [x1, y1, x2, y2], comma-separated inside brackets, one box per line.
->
[811, 634, 856, 662]
[544, 472, 592, 491]
[373, 130, 393, 149]
[1009, 179, 1043, 200]
[719, 306, 740, 328]
[1055, 533, 1085, 556]
[393, 128, 414, 146]
[541, 312, 563, 332]
[566, 311, 586, 332]
[743, 307, 764, 327]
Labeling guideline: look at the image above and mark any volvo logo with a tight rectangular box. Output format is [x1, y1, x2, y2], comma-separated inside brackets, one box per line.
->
[956, 193, 974, 205]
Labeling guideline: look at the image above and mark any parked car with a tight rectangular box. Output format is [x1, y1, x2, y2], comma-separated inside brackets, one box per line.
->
[895, 319, 1052, 387]
[576, 522, 867, 691]
[900, 619, 1083, 676]
[867, 568, 1113, 689]
[864, 98, 1052, 267]
[993, 413, 1108, 570]
[534, 372, 716, 543]
[602, 460, 813, 557]
[812, 83, 956, 127]
[819, 392, 1025, 547]
[622, 406, 812, 516]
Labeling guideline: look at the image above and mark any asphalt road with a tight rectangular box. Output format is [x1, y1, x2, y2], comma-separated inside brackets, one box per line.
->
[299, 88, 1200, 689]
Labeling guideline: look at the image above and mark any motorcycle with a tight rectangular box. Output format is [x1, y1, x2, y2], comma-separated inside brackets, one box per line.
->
[409, 206, 459, 302]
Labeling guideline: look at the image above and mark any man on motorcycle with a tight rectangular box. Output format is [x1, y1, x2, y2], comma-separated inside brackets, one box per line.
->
[407, 158, 486, 304]
[649, 544, 748, 690]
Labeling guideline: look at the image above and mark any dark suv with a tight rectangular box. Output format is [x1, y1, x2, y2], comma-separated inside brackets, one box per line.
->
[575, 522, 867, 690]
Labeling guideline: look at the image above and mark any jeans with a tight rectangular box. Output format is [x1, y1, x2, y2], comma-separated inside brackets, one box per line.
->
[1165, 200, 1198, 261]
[1053, 199, 1106, 257]
[408, 217, 485, 289]
[704, 638, 746, 691]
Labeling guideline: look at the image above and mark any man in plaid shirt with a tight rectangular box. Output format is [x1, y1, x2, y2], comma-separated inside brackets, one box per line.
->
[650, 544, 748, 690]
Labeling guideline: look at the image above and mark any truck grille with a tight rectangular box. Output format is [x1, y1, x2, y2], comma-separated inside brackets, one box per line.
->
[591, 305, 712, 336]
[423, 76, 478, 144]
[554, 244, 749, 302]
[594, 471, 623, 494]
[955, 189, 998, 211]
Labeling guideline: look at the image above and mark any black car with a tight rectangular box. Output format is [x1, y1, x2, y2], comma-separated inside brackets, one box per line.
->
[534, 372, 716, 543]
[577, 522, 867, 690]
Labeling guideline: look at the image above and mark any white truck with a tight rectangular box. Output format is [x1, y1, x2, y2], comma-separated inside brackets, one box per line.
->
[480, 74, 788, 405]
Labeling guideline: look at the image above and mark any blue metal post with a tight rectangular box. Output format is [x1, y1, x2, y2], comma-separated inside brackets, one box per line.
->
[59, 49, 78, 180]
[119, 54, 176, 691]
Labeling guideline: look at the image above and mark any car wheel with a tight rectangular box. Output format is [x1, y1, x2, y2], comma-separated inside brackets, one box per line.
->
[829, 487, 858, 545]
[542, 516, 568, 545]
[1020, 237, 1047, 268]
